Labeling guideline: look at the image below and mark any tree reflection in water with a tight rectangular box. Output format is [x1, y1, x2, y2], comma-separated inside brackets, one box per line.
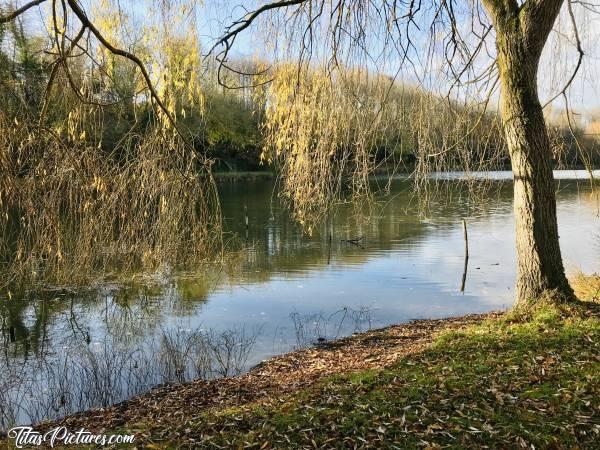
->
[1, 176, 598, 429]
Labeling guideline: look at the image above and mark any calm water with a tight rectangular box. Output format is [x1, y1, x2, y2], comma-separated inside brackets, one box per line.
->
[1, 171, 599, 428]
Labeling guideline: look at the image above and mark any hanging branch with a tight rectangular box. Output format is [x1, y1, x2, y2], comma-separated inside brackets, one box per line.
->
[0, 0, 47, 24]
[542, 0, 585, 109]
[65, 0, 182, 136]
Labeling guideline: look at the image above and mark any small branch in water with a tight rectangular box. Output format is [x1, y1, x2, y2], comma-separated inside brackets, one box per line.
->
[462, 219, 469, 260]
[244, 204, 249, 241]
[341, 236, 365, 249]
[460, 219, 469, 293]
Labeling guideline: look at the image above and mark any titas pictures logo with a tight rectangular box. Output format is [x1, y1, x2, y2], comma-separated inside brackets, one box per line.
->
[7, 426, 135, 448]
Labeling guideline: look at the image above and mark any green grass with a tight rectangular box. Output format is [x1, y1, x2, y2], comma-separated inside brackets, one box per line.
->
[167, 302, 599, 448]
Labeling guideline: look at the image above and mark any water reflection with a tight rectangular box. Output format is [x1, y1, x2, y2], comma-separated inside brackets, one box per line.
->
[0, 174, 599, 428]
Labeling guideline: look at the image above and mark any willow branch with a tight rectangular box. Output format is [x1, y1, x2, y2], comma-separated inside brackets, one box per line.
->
[0, 0, 47, 24]
[208, 0, 308, 56]
[520, 0, 565, 56]
[542, 0, 584, 108]
[65, 0, 184, 142]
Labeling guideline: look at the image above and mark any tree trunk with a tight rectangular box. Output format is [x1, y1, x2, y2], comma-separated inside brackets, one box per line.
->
[495, 22, 574, 305]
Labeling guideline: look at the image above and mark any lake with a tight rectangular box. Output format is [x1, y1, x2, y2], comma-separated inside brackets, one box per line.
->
[1, 171, 599, 429]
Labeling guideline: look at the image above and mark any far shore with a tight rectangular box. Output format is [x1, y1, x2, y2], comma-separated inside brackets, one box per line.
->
[212, 167, 599, 183]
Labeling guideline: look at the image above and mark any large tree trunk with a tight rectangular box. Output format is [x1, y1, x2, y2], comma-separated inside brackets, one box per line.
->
[494, 15, 574, 305]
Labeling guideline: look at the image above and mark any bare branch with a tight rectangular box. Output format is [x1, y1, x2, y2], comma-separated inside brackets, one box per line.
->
[65, 0, 189, 146]
[542, 0, 584, 108]
[0, 0, 47, 24]
[208, 0, 308, 56]
[520, 0, 565, 56]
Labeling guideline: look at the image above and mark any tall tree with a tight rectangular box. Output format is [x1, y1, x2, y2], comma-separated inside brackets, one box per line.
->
[211, 0, 590, 305]
[482, 0, 574, 302]
[0, 0, 591, 303]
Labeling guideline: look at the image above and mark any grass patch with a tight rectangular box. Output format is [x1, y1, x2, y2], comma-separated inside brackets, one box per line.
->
[162, 302, 599, 448]
[572, 272, 600, 301]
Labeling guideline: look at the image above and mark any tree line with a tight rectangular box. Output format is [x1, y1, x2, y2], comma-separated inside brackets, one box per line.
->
[2, 22, 596, 176]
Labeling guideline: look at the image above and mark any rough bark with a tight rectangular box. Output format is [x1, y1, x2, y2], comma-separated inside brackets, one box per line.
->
[483, 0, 575, 305]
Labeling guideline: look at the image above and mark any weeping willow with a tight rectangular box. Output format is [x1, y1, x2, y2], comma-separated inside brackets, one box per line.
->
[262, 65, 389, 226]
[0, 0, 222, 290]
[1, 122, 221, 287]
[260, 63, 507, 226]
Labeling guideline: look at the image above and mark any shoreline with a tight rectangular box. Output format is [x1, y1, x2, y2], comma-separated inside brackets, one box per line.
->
[30, 312, 499, 435]
[3, 298, 598, 448]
